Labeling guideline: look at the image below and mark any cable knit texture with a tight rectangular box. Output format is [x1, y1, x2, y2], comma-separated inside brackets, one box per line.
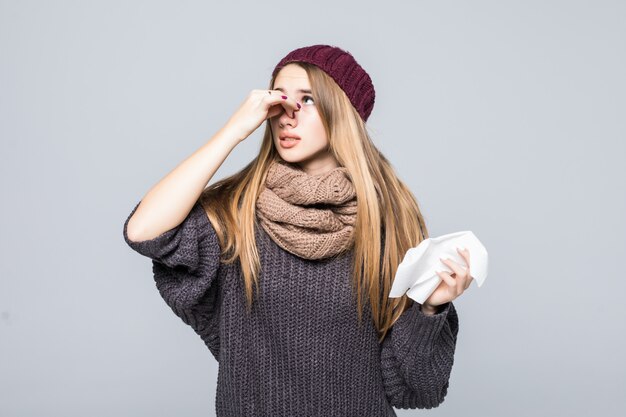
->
[256, 160, 358, 260]
[123, 199, 459, 417]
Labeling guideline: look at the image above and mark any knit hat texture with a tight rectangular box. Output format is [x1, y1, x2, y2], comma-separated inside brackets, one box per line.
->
[272, 44, 375, 122]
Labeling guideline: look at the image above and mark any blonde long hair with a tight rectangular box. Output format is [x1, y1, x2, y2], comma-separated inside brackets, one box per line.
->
[199, 62, 428, 342]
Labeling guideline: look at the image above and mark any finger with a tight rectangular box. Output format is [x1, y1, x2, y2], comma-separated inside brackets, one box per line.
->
[440, 257, 466, 279]
[450, 260, 471, 294]
[266, 90, 301, 117]
[456, 247, 470, 268]
[464, 276, 474, 290]
[440, 266, 465, 296]
[436, 270, 457, 291]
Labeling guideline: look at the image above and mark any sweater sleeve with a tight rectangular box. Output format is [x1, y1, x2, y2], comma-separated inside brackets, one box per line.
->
[380, 300, 459, 409]
[122, 200, 222, 359]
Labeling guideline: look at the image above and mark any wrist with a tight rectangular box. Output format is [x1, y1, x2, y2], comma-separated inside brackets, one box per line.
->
[219, 122, 248, 144]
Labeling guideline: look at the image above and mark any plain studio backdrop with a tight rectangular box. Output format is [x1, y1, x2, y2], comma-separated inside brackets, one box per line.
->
[1, 1, 624, 416]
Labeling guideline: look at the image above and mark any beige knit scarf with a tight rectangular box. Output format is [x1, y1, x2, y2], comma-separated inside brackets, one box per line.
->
[256, 159, 358, 260]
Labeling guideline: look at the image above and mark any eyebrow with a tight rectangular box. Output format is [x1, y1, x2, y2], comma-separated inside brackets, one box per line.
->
[274, 88, 312, 94]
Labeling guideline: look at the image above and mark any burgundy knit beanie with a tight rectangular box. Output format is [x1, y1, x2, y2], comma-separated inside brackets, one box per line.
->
[272, 44, 376, 122]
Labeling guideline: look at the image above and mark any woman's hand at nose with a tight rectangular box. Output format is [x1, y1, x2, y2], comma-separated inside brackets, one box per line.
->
[223, 89, 300, 143]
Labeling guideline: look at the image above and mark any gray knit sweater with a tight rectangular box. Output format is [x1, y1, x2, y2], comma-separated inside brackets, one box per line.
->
[123, 200, 459, 416]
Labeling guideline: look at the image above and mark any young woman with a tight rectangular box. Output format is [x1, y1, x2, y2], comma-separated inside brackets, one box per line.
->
[123, 44, 473, 416]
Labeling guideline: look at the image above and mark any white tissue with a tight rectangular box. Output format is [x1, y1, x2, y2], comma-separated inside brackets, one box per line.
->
[389, 231, 488, 304]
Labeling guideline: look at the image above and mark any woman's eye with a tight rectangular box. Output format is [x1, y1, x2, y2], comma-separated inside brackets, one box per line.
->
[302, 95, 315, 105]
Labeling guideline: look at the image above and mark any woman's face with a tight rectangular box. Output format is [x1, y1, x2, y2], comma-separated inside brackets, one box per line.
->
[270, 63, 339, 176]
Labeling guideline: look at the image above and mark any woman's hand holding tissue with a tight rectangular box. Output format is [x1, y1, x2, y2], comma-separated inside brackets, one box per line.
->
[389, 230, 488, 313]
[421, 247, 474, 315]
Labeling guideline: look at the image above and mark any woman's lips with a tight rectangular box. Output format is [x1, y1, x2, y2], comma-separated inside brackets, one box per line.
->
[279, 131, 301, 140]
[279, 136, 300, 148]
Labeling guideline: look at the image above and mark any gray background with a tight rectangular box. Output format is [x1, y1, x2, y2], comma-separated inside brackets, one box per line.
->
[1, 0, 624, 416]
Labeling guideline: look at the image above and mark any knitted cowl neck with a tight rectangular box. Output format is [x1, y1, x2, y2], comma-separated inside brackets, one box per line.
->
[256, 159, 358, 260]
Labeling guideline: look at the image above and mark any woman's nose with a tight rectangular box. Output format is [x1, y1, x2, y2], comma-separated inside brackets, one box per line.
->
[279, 107, 298, 126]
